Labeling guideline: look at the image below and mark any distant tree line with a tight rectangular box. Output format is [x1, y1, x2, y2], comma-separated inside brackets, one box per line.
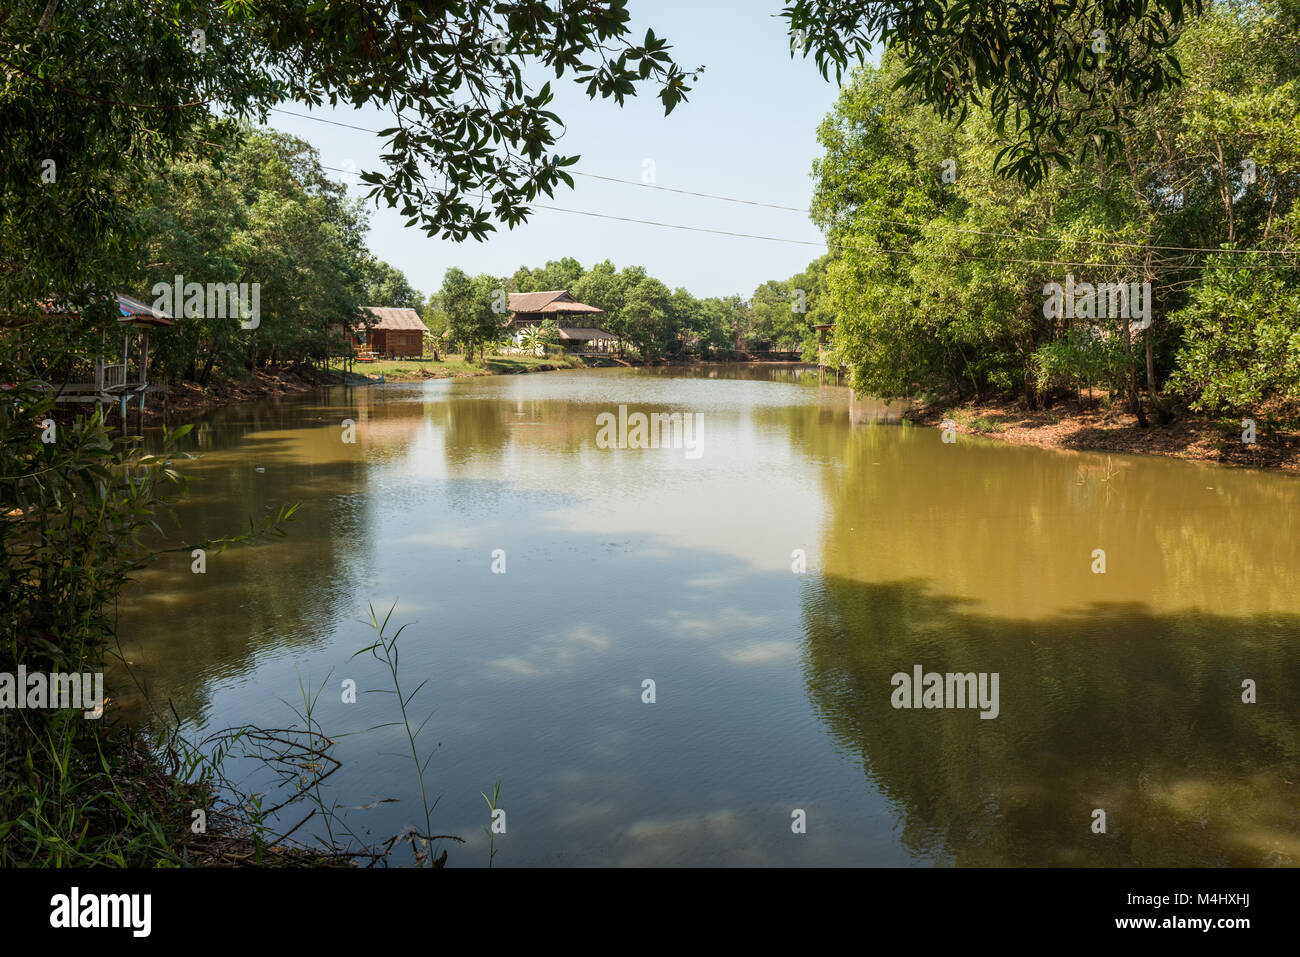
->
[13, 116, 839, 387]
[422, 255, 836, 362]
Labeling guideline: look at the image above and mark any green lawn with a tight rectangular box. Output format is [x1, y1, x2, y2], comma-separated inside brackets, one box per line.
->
[327, 353, 584, 380]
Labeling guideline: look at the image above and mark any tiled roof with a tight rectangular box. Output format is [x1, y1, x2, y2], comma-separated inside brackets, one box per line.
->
[508, 290, 604, 315]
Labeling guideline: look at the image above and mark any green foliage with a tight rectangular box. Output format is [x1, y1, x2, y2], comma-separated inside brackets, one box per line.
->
[0, 0, 697, 291]
[523, 318, 562, 357]
[782, 0, 1200, 186]
[452, 257, 821, 360]
[809, 2, 1300, 414]
[135, 127, 371, 382]
[0, 372, 301, 865]
[0, 380, 187, 862]
[1167, 257, 1300, 412]
[441, 269, 508, 362]
[362, 257, 423, 310]
[513, 258, 586, 293]
[1034, 328, 1132, 397]
[621, 275, 674, 359]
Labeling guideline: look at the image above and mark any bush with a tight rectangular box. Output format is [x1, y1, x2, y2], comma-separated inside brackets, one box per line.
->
[1168, 257, 1300, 413]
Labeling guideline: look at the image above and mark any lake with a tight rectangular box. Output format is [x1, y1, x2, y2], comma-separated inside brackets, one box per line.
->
[113, 365, 1300, 866]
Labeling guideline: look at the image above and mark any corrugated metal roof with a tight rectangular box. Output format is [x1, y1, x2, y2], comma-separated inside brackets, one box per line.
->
[13, 292, 176, 327]
[116, 293, 176, 326]
[363, 306, 426, 330]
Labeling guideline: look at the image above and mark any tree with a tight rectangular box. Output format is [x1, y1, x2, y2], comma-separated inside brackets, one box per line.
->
[1, 0, 698, 359]
[808, 0, 1300, 420]
[782, 0, 1201, 186]
[442, 269, 507, 362]
[1168, 257, 1300, 413]
[3, 1, 696, 249]
[621, 276, 673, 359]
[422, 292, 449, 359]
[789, 254, 835, 362]
[134, 127, 370, 382]
[668, 287, 700, 354]
[440, 268, 474, 359]
[572, 260, 630, 355]
[513, 258, 586, 293]
[714, 295, 752, 353]
[362, 258, 422, 310]
[571, 260, 624, 314]
[749, 279, 805, 352]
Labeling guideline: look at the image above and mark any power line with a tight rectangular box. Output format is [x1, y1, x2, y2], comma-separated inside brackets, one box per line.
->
[573, 171, 1300, 260]
[266, 105, 1300, 261]
[298, 158, 1296, 272]
[524, 202, 1171, 270]
[570, 170, 809, 214]
[179, 126, 1296, 272]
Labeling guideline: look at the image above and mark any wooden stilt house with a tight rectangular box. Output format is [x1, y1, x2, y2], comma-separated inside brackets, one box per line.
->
[5, 292, 176, 425]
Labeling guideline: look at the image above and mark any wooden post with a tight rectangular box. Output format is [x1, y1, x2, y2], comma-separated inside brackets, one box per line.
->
[96, 330, 105, 393]
[139, 330, 150, 432]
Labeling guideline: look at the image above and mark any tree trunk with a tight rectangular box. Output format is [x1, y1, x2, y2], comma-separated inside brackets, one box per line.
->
[1145, 328, 1172, 424]
[1114, 315, 1147, 426]
[199, 349, 217, 386]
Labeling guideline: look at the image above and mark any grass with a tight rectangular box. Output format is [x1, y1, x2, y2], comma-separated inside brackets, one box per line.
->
[327, 352, 585, 380]
[944, 407, 1010, 433]
[972, 415, 1010, 433]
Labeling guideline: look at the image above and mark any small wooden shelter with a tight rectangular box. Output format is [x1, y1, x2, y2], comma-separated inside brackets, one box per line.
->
[352, 307, 425, 359]
[507, 291, 619, 354]
[6, 292, 176, 424]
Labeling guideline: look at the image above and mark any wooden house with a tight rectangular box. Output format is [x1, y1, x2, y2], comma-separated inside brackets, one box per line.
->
[507, 291, 619, 354]
[352, 307, 426, 359]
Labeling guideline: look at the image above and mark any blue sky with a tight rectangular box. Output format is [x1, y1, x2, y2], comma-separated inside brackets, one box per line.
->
[259, 0, 857, 301]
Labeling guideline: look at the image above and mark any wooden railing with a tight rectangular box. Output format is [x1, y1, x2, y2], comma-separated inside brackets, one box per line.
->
[102, 364, 127, 389]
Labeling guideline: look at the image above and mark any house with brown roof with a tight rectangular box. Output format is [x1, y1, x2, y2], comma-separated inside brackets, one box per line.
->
[507, 291, 619, 354]
[353, 306, 426, 358]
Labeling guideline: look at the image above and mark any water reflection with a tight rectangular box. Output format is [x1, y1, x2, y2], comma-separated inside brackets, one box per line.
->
[111, 367, 1300, 865]
[801, 578, 1300, 865]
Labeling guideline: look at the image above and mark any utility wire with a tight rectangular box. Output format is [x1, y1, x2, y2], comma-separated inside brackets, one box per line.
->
[292, 158, 1293, 272]
[179, 124, 1296, 273]
[268, 106, 1300, 261]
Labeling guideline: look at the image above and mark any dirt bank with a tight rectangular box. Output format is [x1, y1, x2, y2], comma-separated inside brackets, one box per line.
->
[906, 398, 1300, 472]
[145, 368, 348, 425]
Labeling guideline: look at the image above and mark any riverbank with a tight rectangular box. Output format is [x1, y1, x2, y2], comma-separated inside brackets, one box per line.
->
[150, 368, 341, 424]
[151, 355, 807, 424]
[908, 397, 1300, 472]
[148, 353, 592, 425]
[341, 352, 590, 382]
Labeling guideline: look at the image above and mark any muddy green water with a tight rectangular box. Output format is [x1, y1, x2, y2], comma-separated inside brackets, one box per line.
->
[114, 365, 1300, 866]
